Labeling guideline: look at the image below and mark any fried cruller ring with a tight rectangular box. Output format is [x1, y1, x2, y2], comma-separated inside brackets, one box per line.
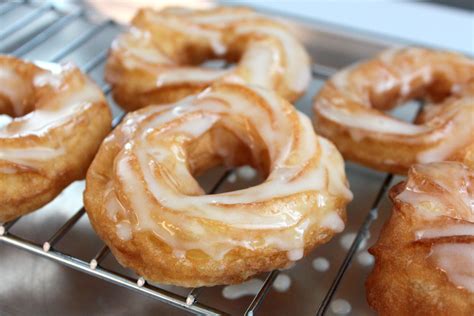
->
[366, 162, 474, 315]
[84, 83, 352, 286]
[313, 47, 474, 174]
[105, 6, 311, 111]
[0, 55, 112, 222]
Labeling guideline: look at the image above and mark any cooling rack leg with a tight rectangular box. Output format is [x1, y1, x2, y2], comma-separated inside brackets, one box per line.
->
[0, 218, 21, 236]
[136, 277, 146, 287]
[186, 287, 203, 306]
[43, 208, 86, 252]
[90, 244, 110, 269]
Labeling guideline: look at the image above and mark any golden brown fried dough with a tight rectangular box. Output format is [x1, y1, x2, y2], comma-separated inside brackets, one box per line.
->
[85, 83, 352, 287]
[313, 47, 474, 174]
[105, 6, 311, 111]
[0, 56, 112, 222]
[367, 162, 474, 315]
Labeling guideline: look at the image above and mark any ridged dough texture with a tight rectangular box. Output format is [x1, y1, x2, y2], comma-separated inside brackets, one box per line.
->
[366, 162, 474, 315]
[84, 82, 352, 287]
[0, 55, 112, 222]
[105, 6, 311, 111]
[313, 47, 474, 174]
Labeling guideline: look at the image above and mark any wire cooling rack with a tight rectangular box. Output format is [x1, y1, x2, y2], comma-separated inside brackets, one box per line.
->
[0, 1, 414, 315]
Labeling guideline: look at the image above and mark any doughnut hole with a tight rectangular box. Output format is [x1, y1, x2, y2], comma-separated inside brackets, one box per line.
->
[189, 120, 269, 193]
[366, 71, 472, 126]
[200, 59, 232, 70]
[363, 55, 474, 131]
[358, 63, 464, 113]
[0, 61, 37, 118]
[152, 115, 271, 195]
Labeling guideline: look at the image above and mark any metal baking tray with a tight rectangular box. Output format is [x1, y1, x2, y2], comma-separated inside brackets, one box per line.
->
[0, 1, 421, 315]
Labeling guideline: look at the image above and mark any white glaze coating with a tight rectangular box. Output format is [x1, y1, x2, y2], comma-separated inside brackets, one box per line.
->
[395, 162, 474, 292]
[105, 84, 352, 261]
[287, 248, 304, 261]
[417, 105, 473, 163]
[317, 105, 429, 135]
[110, 7, 311, 98]
[320, 212, 345, 233]
[237, 39, 282, 90]
[0, 84, 101, 138]
[430, 243, 474, 292]
[116, 221, 132, 241]
[145, 11, 227, 55]
[0, 166, 18, 174]
[396, 162, 473, 220]
[155, 67, 234, 87]
[233, 23, 311, 92]
[0, 61, 105, 171]
[315, 48, 474, 165]
[0, 147, 65, 167]
[115, 28, 173, 68]
[182, 10, 259, 24]
[415, 223, 474, 240]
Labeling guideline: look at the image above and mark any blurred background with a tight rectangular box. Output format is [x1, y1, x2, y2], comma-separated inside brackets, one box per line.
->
[83, 0, 473, 54]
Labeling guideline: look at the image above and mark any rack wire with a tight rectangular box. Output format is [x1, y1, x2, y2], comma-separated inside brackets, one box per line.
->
[0, 2, 401, 315]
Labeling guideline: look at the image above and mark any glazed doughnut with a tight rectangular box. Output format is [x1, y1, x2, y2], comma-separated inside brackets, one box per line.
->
[366, 162, 474, 315]
[84, 83, 352, 287]
[313, 47, 474, 174]
[0, 56, 112, 222]
[105, 6, 311, 111]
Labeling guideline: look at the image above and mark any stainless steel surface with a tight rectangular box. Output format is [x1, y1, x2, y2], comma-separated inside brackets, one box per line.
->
[0, 1, 422, 315]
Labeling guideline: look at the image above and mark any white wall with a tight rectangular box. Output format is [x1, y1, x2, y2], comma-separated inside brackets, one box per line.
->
[223, 1, 474, 55]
